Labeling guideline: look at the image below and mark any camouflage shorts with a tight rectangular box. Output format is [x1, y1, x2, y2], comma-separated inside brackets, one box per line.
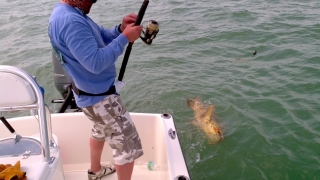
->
[82, 94, 143, 165]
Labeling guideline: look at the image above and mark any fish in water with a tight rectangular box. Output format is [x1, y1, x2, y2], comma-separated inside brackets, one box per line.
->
[187, 97, 223, 144]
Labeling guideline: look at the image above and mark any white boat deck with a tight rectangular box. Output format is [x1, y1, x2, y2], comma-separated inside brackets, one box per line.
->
[63, 163, 167, 180]
[0, 113, 188, 180]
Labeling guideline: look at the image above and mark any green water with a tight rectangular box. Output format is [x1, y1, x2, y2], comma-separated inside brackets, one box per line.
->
[1, 0, 320, 179]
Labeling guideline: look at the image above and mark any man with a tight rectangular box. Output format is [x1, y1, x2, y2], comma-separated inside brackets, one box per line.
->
[48, 0, 144, 180]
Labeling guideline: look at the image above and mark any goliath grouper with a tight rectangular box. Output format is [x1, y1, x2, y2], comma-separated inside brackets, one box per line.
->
[187, 97, 224, 144]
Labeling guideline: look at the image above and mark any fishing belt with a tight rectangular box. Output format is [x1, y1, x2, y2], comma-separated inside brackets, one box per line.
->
[71, 82, 116, 97]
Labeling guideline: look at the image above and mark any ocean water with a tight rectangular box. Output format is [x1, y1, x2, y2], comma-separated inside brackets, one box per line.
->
[1, 0, 320, 179]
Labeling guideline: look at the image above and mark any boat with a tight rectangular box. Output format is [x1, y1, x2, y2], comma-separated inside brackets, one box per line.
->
[0, 64, 190, 179]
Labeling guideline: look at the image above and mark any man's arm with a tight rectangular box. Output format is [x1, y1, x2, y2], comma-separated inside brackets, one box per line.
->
[63, 21, 128, 74]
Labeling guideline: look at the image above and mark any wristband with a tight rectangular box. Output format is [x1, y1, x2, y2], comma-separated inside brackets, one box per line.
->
[118, 24, 122, 33]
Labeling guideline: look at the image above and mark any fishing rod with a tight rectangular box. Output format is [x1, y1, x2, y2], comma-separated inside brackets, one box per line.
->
[116, 0, 159, 89]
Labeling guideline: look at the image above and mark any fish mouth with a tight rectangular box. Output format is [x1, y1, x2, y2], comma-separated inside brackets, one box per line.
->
[215, 127, 224, 140]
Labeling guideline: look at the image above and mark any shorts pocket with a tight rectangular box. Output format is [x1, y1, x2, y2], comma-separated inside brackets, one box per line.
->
[108, 95, 124, 118]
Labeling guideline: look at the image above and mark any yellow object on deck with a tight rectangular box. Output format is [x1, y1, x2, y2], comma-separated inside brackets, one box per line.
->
[0, 161, 27, 180]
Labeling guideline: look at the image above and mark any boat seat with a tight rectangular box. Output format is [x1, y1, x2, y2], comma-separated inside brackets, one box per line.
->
[0, 70, 43, 158]
[0, 65, 65, 180]
[0, 71, 36, 107]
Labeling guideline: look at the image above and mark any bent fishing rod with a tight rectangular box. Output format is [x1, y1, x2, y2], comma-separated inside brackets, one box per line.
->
[117, 0, 159, 82]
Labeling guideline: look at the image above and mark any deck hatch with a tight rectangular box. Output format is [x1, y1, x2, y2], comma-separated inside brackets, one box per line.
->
[0, 137, 42, 157]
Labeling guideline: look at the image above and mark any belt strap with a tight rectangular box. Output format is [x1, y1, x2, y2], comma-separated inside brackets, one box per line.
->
[71, 82, 116, 97]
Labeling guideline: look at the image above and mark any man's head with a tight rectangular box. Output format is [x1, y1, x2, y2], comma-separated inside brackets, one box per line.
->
[63, 0, 97, 14]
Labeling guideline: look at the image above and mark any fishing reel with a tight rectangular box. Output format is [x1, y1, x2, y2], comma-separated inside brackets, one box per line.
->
[140, 20, 159, 45]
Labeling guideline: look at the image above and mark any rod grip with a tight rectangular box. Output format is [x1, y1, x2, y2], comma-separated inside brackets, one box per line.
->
[0, 116, 15, 133]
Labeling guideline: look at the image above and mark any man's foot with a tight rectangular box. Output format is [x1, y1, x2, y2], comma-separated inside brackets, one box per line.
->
[88, 164, 116, 180]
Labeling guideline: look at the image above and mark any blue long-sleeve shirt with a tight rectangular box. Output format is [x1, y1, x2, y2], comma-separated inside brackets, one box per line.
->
[49, 3, 129, 108]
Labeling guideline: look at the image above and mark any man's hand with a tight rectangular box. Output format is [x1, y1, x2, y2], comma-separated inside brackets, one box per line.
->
[122, 23, 142, 42]
[120, 13, 138, 32]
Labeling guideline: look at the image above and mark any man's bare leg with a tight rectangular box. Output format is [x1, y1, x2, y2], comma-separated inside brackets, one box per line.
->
[89, 137, 104, 172]
[115, 161, 135, 180]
